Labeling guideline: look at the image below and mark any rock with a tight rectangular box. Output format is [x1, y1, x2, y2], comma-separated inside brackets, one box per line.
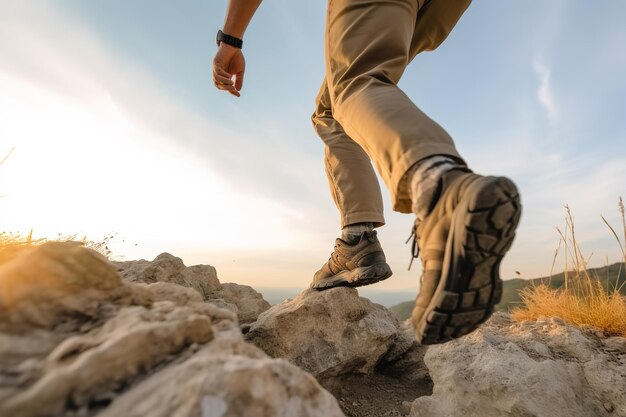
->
[0, 243, 345, 417]
[411, 313, 626, 417]
[114, 253, 221, 299]
[384, 322, 419, 363]
[99, 343, 345, 417]
[2, 295, 218, 417]
[115, 255, 270, 323]
[604, 336, 626, 352]
[246, 288, 401, 378]
[381, 324, 430, 382]
[205, 297, 239, 314]
[401, 401, 413, 415]
[214, 283, 270, 324]
[0, 241, 123, 330]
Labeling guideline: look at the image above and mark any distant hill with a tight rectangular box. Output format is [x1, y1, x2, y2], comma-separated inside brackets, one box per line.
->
[389, 262, 626, 321]
[388, 300, 415, 321]
[257, 287, 416, 307]
[498, 262, 625, 311]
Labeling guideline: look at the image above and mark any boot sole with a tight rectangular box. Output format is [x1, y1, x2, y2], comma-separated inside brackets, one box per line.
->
[414, 176, 521, 345]
[311, 262, 393, 290]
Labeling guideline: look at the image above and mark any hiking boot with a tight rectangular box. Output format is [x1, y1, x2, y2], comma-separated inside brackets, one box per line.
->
[408, 168, 521, 345]
[311, 230, 393, 290]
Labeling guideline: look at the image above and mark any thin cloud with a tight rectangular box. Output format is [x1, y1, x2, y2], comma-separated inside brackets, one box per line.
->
[532, 60, 557, 123]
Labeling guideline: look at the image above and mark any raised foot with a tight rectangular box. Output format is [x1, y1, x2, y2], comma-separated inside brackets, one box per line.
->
[415, 175, 521, 345]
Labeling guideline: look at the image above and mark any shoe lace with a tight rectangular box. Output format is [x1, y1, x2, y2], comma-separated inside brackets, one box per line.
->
[405, 226, 420, 271]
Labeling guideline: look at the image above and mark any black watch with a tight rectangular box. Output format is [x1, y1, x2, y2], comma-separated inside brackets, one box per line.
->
[216, 30, 243, 49]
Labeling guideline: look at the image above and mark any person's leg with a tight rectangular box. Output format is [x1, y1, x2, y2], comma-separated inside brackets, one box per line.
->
[324, 0, 521, 344]
[309, 78, 392, 289]
[397, 0, 474, 215]
[309, 0, 470, 291]
[312, 78, 385, 230]
[325, 0, 471, 213]
[410, 0, 473, 57]
[400, 0, 520, 345]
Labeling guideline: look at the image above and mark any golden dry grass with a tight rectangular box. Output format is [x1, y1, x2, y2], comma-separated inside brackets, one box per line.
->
[0, 231, 116, 266]
[513, 199, 626, 337]
[0, 230, 42, 265]
[513, 283, 626, 337]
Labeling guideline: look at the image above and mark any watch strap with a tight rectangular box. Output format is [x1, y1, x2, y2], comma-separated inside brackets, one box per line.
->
[216, 30, 243, 49]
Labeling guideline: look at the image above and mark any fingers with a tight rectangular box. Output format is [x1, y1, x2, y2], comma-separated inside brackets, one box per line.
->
[234, 70, 244, 92]
[213, 68, 240, 97]
[215, 71, 233, 86]
[213, 53, 244, 97]
[213, 79, 239, 97]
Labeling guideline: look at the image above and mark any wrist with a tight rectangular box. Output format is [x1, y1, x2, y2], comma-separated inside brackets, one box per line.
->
[221, 26, 244, 39]
[216, 42, 239, 61]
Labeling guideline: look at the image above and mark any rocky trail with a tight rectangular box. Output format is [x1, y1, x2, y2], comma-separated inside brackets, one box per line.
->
[1, 242, 624, 417]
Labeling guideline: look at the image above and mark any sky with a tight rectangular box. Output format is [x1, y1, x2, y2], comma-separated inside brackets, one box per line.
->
[1, 0, 625, 291]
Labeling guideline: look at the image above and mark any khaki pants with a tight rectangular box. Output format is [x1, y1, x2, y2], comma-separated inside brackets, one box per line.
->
[312, 0, 472, 228]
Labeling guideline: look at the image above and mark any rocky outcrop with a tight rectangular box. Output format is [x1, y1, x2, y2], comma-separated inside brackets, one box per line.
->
[99, 346, 343, 417]
[411, 313, 626, 417]
[246, 287, 413, 377]
[115, 253, 270, 323]
[0, 241, 122, 330]
[246, 288, 432, 417]
[0, 243, 344, 417]
[6, 242, 624, 417]
[211, 282, 271, 324]
[114, 253, 221, 298]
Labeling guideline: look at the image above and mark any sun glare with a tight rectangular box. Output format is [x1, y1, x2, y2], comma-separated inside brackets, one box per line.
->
[0, 73, 301, 259]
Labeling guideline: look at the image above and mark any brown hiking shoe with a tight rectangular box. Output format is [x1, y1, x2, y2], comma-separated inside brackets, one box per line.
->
[409, 168, 521, 345]
[311, 231, 393, 290]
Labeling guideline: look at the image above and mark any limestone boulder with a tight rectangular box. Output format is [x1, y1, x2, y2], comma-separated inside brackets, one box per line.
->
[114, 252, 221, 298]
[99, 340, 345, 417]
[411, 313, 626, 417]
[246, 287, 404, 378]
[115, 254, 270, 323]
[0, 241, 123, 330]
[212, 282, 271, 324]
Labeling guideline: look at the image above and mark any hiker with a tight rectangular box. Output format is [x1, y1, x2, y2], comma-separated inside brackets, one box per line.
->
[213, 0, 521, 345]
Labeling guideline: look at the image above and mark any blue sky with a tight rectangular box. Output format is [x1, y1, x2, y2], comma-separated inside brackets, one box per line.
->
[1, 0, 625, 291]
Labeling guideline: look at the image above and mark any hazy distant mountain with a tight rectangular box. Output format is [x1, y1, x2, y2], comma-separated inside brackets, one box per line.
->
[256, 286, 417, 308]
[389, 262, 625, 321]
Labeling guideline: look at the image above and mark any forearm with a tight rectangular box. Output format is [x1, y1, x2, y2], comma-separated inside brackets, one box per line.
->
[222, 0, 263, 39]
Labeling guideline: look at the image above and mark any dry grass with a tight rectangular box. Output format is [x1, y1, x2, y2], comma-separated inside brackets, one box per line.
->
[0, 231, 116, 266]
[513, 199, 626, 337]
[0, 230, 43, 265]
[513, 283, 626, 337]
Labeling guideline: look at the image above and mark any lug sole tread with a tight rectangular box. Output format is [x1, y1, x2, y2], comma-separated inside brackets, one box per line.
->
[416, 177, 521, 345]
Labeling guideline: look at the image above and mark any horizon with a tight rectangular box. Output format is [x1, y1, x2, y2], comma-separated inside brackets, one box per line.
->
[1, 1, 625, 291]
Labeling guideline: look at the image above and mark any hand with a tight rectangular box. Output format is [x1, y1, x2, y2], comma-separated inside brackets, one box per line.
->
[213, 43, 245, 97]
